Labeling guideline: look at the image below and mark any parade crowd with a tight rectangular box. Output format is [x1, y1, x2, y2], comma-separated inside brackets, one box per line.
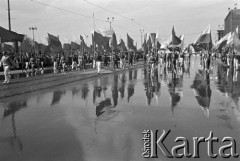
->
[0, 50, 139, 83]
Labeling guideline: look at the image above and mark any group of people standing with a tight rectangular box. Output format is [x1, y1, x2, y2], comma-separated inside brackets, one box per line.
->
[0, 49, 139, 84]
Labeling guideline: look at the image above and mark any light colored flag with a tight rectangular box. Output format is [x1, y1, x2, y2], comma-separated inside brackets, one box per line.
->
[216, 32, 231, 49]
[195, 25, 211, 44]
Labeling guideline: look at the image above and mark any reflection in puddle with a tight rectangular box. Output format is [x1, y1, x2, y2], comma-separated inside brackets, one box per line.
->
[1, 56, 240, 161]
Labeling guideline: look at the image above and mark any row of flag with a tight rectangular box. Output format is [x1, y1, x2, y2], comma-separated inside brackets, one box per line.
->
[5, 24, 240, 54]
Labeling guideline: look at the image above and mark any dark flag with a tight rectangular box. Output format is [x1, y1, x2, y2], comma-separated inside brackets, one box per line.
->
[80, 35, 89, 50]
[127, 33, 135, 50]
[37, 43, 48, 53]
[110, 32, 118, 51]
[92, 31, 110, 48]
[157, 41, 161, 50]
[63, 43, 71, 51]
[21, 36, 34, 53]
[171, 26, 181, 45]
[71, 41, 80, 50]
[117, 39, 127, 52]
[48, 33, 62, 52]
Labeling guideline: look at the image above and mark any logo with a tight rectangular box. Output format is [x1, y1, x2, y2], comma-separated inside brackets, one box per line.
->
[142, 130, 239, 159]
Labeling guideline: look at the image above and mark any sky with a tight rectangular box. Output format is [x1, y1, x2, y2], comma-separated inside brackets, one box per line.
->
[0, 0, 238, 47]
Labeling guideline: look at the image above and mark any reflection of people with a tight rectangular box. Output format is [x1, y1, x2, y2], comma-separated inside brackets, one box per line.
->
[82, 86, 89, 100]
[191, 70, 212, 117]
[3, 100, 27, 152]
[168, 72, 182, 113]
[112, 75, 119, 107]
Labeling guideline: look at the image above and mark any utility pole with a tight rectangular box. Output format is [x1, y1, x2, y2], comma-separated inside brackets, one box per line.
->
[7, 0, 11, 31]
[140, 29, 144, 49]
[29, 27, 37, 54]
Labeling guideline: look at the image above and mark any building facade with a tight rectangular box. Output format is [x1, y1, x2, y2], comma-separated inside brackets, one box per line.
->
[224, 9, 240, 35]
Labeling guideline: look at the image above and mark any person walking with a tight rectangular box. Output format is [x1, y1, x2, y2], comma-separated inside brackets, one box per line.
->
[29, 54, 36, 76]
[96, 52, 102, 74]
[60, 54, 67, 74]
[0, 52, 14, 83]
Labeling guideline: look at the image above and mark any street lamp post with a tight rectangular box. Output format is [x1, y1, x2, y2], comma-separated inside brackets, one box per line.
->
[107, 17, 114, 30]
[29, 27, 37, 50]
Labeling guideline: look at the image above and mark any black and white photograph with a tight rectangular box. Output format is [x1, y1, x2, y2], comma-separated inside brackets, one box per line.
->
[0, 0, 240, 160]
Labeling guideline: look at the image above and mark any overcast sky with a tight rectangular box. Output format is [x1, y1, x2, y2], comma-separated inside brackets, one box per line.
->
[0, 0, 238, 47]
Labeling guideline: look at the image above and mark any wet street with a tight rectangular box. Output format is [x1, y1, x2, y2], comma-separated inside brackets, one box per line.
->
[0, 55, 240, 161]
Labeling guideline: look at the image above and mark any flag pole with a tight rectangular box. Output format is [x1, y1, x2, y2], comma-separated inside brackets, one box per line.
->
[93, 13, 95, 56]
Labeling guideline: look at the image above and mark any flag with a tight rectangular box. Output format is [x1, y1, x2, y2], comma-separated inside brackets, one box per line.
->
[171, 26, 181, 46]
[80, 35, 89, 50]
[37, 43, 48, 53]
[146, 33, 152, 49]
[216, 32, 231, 50]
[110, 32, 118, 51]
[157, 41, 161, 50]
[63, 43, 71, 51]
[71, 41, 80, 50]
[156, 32, 160, 42]
[236, 26, 239, 34]
[97, 27, 114, 37]
[127, 33, 135, 50]
[118, 39, 127, 51]
[48, 33, 62, 52]
[150, 33, 156, 47]
[227, 31, 240, 50]
[195, 25, 211, 44]
[92, 31, 110, 48]
[179, 34, 184, 51]
[21, 36, 34, 53]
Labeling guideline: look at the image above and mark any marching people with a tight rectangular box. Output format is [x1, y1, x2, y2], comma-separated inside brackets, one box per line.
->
[39, 51, 44, 72]
[60, 54, 67, 74]
[29, 54, 36, 76]
[0, 51, 15, 83]
[95, 52, 102, 74]
[78, 54, 83, 70]
[113, 52, 119, 70]
[72, 54, 78, 70]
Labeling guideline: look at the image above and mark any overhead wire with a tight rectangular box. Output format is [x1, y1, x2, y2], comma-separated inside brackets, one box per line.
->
[29, 0, 142, 39]
[82, 0, 148, 30]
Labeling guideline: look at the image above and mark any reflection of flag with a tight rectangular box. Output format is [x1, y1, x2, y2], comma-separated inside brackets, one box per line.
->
[171, 26, 181, 45]
[127, 84, 134, 102]
[48, 33, 62, 52]
[127, 33, 135, 50]
[195, 25, 211, 44]
[96, 98, 112, 117]
[51, 90, 65, 106]
[71, 41, 80, 50]
[3, 100, 27, 118]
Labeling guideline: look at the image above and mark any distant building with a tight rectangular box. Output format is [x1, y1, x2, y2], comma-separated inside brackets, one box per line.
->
[224, 9, 240, 35]
[217, 30, 224, 40]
